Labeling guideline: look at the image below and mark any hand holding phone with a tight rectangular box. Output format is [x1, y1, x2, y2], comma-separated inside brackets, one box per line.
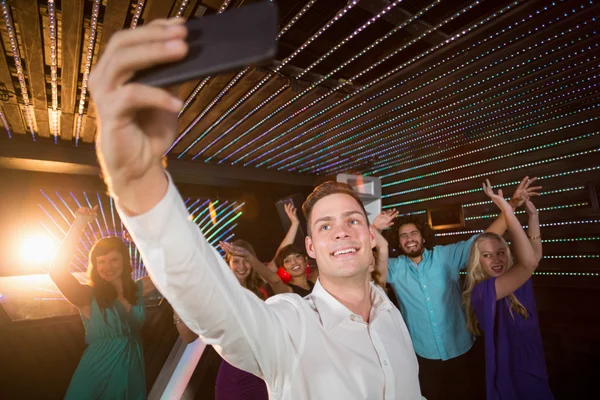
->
[130, 2, 278, 87]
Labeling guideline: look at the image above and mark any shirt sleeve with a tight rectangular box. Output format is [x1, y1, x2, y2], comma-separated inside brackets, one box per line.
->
[440, 234, 478, 272]
[117, 173, 291, 392]
[387, 257, 400, 283]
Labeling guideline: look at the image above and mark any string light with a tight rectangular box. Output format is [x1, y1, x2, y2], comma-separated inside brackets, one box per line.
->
[289, 26, 598, 173]
[169, 0, 232, 141]
[252, 1, 590, 170]
[465, 203, 589, 220]
[435, 220, 600, 237]
[169, 69, 248, 153]
[48, 0, 59, 142]
[542, 237, 600, 243]
[300, 48, 599, 174]
[458, 271, 600, 276]
[385, 131, 600, 188]
[1, 0, 36, 140]
[179, 0, 357, 159]
[384, 165, 600, 207]
[368, 116, 600, 178]
[383, 147, 600, 197]
[356, 104, 600, 178]
[232, 0, 528, 165]
[175, 0, 190, 17]
[296, 0, 408, 79]
[545, 255, 600, 259]
[130, 0, 145, 29]
[74, 0, 100, 146]
[462, 186, 586, 207]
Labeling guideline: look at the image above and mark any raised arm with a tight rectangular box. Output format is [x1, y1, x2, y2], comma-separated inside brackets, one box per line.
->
[220, 241, 292, 295]
[486, 176, 541, 235]
[482, 180, 539, 300]
[89, 19, 291, 384]
[373, 229, 389, 286]
[265, 203, 301, 273]
[48, 207, 95, 307]
[523, 199, 543, 263]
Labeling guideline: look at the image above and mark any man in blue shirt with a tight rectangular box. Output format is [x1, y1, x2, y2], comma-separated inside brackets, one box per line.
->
[373, 177, 540, 399]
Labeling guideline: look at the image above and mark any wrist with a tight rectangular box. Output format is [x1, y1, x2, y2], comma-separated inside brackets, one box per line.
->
[111, 163, 168, 216]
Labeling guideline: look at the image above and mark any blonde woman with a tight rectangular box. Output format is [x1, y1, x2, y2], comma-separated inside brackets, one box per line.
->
[463, 179, 553, 400]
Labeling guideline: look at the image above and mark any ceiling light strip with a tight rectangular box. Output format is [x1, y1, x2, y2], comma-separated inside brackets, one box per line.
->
[383, 164, 600, 207]
[48, 0, 59, 142]
[233, 0, 525, 166]
[1, 0, 37, 140]
[74, 0, 101, 146]
[206, 0, 443, 163]
[258, 2, 574, 169]
[180, 0, 359, 159]
[290, 23, 597, 172]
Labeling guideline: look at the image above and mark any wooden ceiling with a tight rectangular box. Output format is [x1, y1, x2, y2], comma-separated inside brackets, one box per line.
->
[0, 0, 596, 178]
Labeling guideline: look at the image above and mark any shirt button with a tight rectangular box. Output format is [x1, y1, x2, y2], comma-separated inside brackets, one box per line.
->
[423, 285, 427, 288]
[427, 297, 430, 301]
[383, 360, 389, 366]
[429, 310, 433, 313]
[434, 323, 437, 326]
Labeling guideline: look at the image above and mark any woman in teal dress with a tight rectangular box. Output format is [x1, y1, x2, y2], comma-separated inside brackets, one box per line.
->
[49, 206, 156, 399]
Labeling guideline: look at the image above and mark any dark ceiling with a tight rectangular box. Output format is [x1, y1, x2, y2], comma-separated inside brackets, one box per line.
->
[0, 0, 596, 181]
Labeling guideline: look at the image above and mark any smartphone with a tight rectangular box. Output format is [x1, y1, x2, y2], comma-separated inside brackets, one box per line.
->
[130, 2, 278, 87]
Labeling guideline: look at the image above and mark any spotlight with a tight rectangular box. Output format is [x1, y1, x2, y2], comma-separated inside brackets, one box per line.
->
[19, 234, 58, 265]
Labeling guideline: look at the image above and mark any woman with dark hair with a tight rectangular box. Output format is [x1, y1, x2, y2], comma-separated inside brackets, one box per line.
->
[49, 206, 156, 399]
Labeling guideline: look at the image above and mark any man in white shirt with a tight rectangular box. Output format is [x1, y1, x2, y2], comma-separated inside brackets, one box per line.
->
[89, 18, 421, 399]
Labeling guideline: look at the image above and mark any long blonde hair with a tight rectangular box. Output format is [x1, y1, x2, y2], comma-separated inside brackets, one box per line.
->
[463, 232, 528, 335]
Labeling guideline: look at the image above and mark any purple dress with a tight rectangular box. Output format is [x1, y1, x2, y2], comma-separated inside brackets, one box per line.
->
[215, 359, 268, 400]
[471, 277, 554, 400]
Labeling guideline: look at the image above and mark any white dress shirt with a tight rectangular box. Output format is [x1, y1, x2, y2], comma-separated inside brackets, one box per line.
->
[119, 175, 422, 399]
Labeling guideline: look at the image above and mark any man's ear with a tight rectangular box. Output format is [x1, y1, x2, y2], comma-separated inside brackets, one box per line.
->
[306, 235, 316, 259]
[369, 225, 377, 250]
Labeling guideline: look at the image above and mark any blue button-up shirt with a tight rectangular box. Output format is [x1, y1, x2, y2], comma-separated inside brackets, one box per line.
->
[388, 235, 477, 360]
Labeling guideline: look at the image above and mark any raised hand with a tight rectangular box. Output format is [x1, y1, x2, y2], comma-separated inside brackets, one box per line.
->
[75, 205, 99, 224]
[89, 18, 188, 193]
[373, 209, 399, 231]
[219, 242, 253, 259]
[284, 202, 299, 225]
[483, 179, 514, 215]
[510, 176, 542, 209]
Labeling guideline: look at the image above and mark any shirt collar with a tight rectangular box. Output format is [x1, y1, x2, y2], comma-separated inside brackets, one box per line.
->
[311, 279, 394, 331]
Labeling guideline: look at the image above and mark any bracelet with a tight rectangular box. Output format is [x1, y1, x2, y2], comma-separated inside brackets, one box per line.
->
[528, 235, 541, 240]
[173, 316, 183, 324]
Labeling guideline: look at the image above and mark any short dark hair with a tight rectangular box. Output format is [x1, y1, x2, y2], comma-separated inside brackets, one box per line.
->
[275, 244, 306, 267]
[302, 181, 368, 235]
[390, 215, 434, 253]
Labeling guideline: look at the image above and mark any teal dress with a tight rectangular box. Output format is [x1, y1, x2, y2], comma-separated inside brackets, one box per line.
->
[65, 280, 146, 399]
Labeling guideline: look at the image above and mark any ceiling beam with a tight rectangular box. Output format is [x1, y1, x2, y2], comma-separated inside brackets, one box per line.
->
[144, 0, 178, 23]
[0, 39, 26, 135]
[0, 140, 317, 188]
[60, 0, 84, 141]
[12, 0, 49, 138]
